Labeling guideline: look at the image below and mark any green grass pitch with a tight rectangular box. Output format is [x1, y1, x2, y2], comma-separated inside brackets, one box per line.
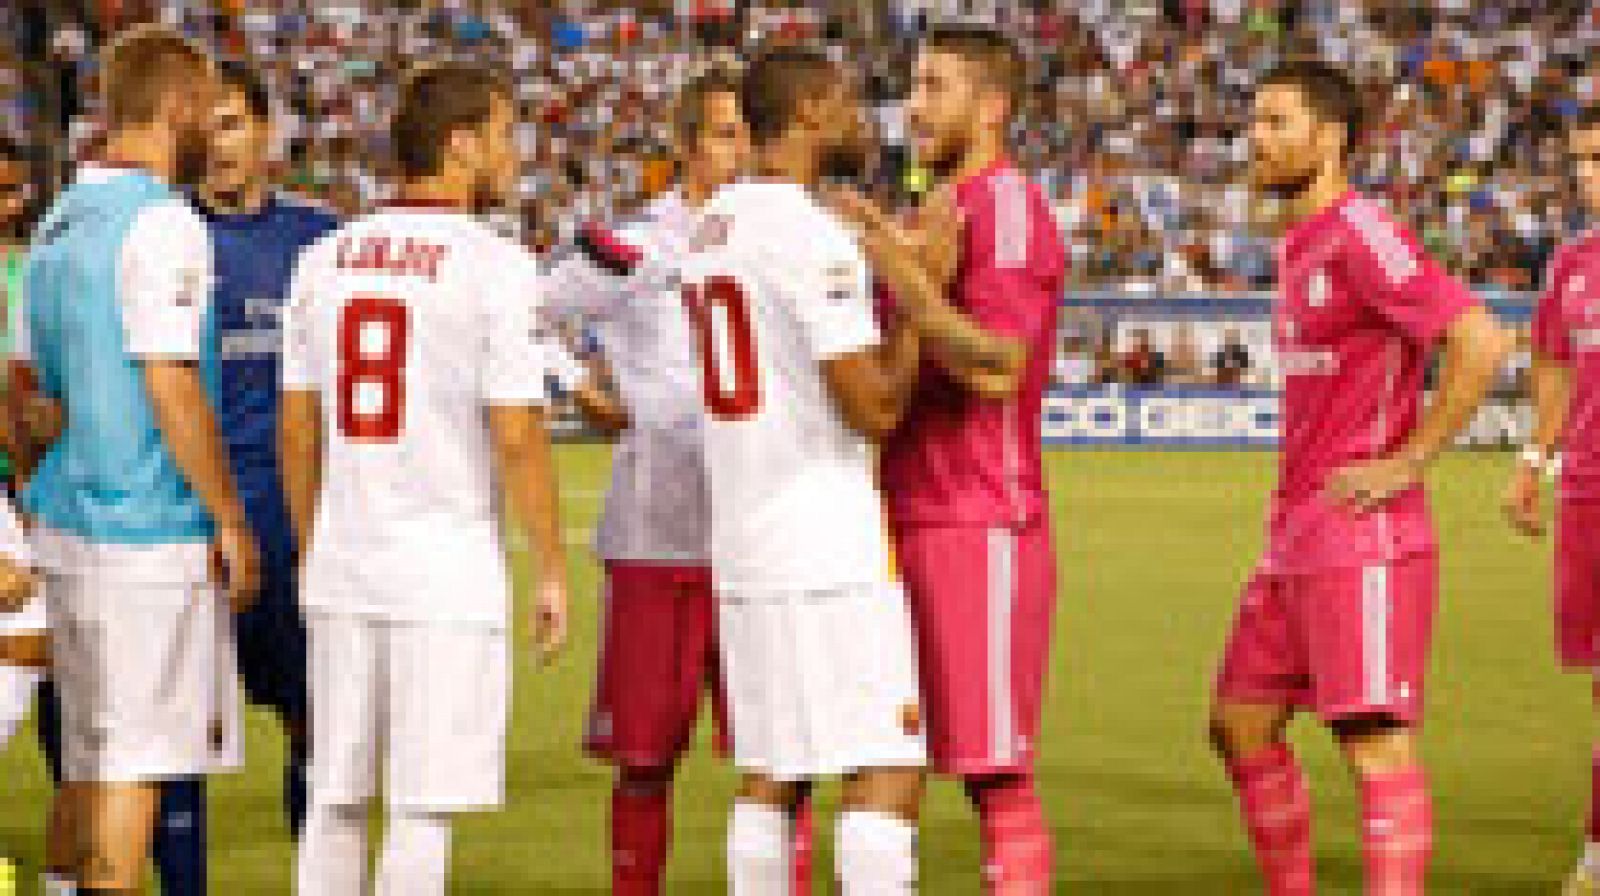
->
[0, 446, 1585, 893]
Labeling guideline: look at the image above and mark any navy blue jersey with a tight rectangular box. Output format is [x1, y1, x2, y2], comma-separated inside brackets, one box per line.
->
[197, 192, 338, 564]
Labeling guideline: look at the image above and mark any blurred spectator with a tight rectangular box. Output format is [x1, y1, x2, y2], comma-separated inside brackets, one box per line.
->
[1119, 329, 1167, 386]
[1165, 322, 1204, 383]
[1212, 327, 1253, 386]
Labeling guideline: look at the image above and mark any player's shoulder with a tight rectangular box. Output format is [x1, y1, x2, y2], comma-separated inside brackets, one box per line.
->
[1333, 191, 1424, 282]
[127, 196, 209, 253]
[272, 191, 342, 236]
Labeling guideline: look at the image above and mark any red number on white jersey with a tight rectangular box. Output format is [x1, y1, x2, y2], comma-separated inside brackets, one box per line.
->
[683, 276, 760, 420]
[336, 295, 409, 440]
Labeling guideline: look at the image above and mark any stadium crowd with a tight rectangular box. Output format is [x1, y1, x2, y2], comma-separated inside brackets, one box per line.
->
[1, 0, 1597, 295]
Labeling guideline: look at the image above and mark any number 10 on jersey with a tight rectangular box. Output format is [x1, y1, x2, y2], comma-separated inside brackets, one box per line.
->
[683, 276, 760, 420]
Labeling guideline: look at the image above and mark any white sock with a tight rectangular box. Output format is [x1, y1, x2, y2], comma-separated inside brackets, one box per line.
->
[40, 872, 76, 895]
[836, 810, 917, 895]
[375, 810, 453, 896]
[727, 800, 792, 896]
[1583, 841, 1600, 876]
[0, 665, 40, 749]
[297, 802, 369, 895]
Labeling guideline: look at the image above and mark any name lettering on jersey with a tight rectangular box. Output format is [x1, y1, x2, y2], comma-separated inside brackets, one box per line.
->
[336, 235, 448, 281]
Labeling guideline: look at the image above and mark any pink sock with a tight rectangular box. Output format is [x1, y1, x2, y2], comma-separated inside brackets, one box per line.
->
[966, 773, 1054, 895]
[1359, 766, 1432, 896]
[1589, 748, 1600, 844]
[1225, 744, 1314, 896]
[792, 794, 814, 893]
[612, 779, 671, 896]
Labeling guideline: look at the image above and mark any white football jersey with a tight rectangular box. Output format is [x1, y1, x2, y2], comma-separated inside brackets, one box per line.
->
[282, 205, 573, 624]
[543, 191, 707, 563]
[679, 181, 894, 592]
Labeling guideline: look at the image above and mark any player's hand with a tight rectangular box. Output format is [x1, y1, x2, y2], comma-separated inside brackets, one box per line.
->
[905, 187, 961, 287]
[1327, 453, 1425, 514]
[1502, 465, 1547, 537]
[0, 556, 37, 614]
[527, 575, 569, 663]
[211, 521, 262, 613]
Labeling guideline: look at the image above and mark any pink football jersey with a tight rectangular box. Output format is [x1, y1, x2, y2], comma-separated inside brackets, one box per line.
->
[1532, 228, 1600, 505]
[1265, 191, 1475, 573]
[880, 160, 1067, 527]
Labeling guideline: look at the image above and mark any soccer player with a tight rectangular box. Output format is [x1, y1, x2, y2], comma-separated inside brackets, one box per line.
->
[18, 25, 261, 894]
[828, 24, 1067, 893]
[194, 60, 339, 840]
[678, 46, 926, 894]
[281, 61, 571, 896]
[1209, 61, 1509, 894]
[545, 69, 822, 895]
[1503, 104, 1600, 895]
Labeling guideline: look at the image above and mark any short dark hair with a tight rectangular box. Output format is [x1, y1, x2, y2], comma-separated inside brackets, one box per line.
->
[739, 45, 838, 145]
[1571, 105, 1600, 136]
[0, 135, 27, 166]
[217, 60, 271, 120]
[100, 24, 212, 128]
[1259, 60, 1366, 156]
[675, 67, 742, 147]
[391, 61, 510, 178]
[922, 22, 1026, 120]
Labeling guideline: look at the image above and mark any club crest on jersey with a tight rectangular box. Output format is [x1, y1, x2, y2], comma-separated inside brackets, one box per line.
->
[1571, 273, 1589, 298]
[1305, 270, 1329, 308]
[825, 263, 857, 303]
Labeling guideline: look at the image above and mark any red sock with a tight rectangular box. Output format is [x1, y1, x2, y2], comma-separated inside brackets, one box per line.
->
[792, 794, 814, 893]
[966, 773, 1054, 895]
[1359, 766, 1432, 895]
[612, 778, 671, 896]
[1588, 748, 1600, 844]
[1225, 744, 1314, 896]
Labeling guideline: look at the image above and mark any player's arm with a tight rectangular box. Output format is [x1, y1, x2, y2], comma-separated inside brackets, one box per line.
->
[1326, 211, 1513, 512]
[822, 318, 920, 439]
[279, 389, 322, 554]
[126, 204, 260, 608]
[1504, 252, 1574, 535]
[566, 359, 631, 436]
[828, 188, 1026, 398]
[488, 403, 568, 659]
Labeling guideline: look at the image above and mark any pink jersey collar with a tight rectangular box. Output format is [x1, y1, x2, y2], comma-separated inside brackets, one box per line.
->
[1283, 188, 1359, 250]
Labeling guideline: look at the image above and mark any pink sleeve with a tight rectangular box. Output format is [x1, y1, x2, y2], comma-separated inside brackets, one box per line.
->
[1339, 198, 1474, 346]
[960, 175, 1061, 345]
[1532, 249, 1573, 362]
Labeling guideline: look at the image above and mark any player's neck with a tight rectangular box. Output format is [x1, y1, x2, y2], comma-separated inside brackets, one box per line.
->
[952, 131, 1007, 184]
[395, 174, 473, 211]
[100, 127, 175, 182]
[754, 139, 819, 190]
[1288, 164, 1351, 223]
[200, 178, 268, 216]
[679, 172, 715, 209]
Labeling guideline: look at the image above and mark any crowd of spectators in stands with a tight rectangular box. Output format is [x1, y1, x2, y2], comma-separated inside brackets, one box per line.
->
[2, 0, 1597, 299]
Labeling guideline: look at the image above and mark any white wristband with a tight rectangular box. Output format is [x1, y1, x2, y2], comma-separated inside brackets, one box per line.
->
[1519, 446, 1561, 480]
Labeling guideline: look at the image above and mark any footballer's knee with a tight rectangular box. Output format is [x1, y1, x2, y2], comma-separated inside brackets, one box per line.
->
[841, 767, 924, 822]
[1209, 701, 1291, 763]
[1331, 714, 1416, 776]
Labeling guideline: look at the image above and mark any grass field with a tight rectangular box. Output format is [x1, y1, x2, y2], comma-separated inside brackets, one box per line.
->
[0, 446, 1587, 893]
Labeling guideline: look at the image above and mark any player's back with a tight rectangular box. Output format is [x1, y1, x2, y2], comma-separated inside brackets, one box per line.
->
[681, 181, 891, 592]
[284, 205, 553, 620]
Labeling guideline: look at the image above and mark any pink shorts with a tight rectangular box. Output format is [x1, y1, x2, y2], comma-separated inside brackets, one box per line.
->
[1557, 502, 1600, 670]
[584, 562, 729, 769]
[1215, 554, 1437, 724]
[894, 521, 1057, 775]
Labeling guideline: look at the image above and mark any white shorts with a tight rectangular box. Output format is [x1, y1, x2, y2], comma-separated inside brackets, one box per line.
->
[0, 498, 42, 636]
[717, 581, 927, 781]
[47, 572, 243, 783]
[307, 613, 509, 812]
